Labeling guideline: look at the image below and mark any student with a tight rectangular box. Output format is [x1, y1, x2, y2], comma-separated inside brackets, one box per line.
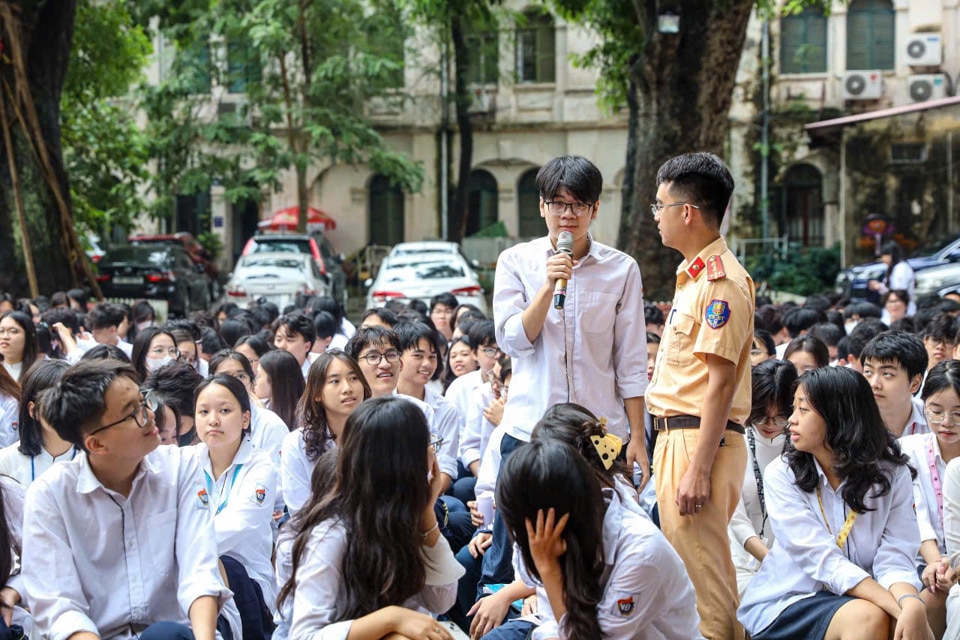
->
[279, 396, 463, 640]
[0, 360, 75, 486]
[807, 323, 844, 366]
[492, 437, 702, 640]
[170, 327, 208, 377]
[861, 331, 929, 438]
[750, 329, 777, 367]
[23, 359, 238, 640]
[922, 315, 957, 374]
[310, 311, 338, 354]
[273, 314, 317, 379]
[900, 360, 960, 638]
[783, 334, 829, 375]
[358, 307, 398, 330]
[281, 350, 370, 514]
[209, 350, 288, 462]
[85, 303, 133, 358]
[0, 311, 38, 383]
[396, 321, 463, 496]
[0, 367, 17, 449]
[193, 374, 277, 639]
[882, 290, 911, 326]
[131, 327, 180, 380]
[234, 335, 271, 380]
[430, 292, 458, 343]
[142, 360, 205, 447]
[254, 350, 305, 430]
[869, 241, 916, 316]
[729, 359, 797, 596]
[738, 367, 929, 640]
[442, 337, 478, 392]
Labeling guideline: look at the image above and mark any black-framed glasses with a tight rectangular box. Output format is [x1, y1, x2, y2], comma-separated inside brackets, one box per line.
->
[649, 202, 700, 217]
[430, 435, 444, 452]
[544, 200, 593, 217]
[90, 390, 159, 436]
[359, 349, 401, 366]
[481, 347, 500, 358]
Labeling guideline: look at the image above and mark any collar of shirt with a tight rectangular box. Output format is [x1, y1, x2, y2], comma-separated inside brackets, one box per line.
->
[75, 449, 158, 495]
[599, 487, 648, 565]
[538, 233, 601, 263]
[907, 396, 928, 434]
[813, 457, 847, 493]
[675, 236, 728, 281]
[195, 437, 256, 479]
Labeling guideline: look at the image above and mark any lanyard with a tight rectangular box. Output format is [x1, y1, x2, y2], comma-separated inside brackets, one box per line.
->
[204, 464, 243, 515]
[31, 447, 79, 482]
[747, 429, 767, 537]
[816, 486, 858, 549]
[926, 438, 944, 533]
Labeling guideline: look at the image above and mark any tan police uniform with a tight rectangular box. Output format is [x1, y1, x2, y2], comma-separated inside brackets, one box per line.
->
[647, 236, 754, 640]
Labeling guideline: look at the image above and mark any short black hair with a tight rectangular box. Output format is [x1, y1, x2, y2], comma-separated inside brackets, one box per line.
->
[467, 319, 496, 351]
[430, 293, 458, 312]
[220, 319, 252, 349]
[42, 360, 140, 448]
[535, 155, 603, 205]
[308, 296, 344, 326]
[313, 311, 339, 341]
[200, 326, 227, 356]
[360, 307, 398, 329]
[846, 318, 888, 361]
[753, 329, 776, 356]
[656, 152, 734, 228]
[86, 303, 124, 331]
[860, 330, 928, 379]
[345, 325, 401, 359]
[163, 318, 201, 342]
[80, 344, 131, 364]
[644, 303, 665, 327]
[808, 323, 844, 348]
[803, 295, 831, 312]
[748, 359, 798, 426]
[843, 302, 882, 321]
[396, 321, 443, 356]
[276, 312, 317, 346]
[783, 307, 824, 339]
[142, 360, 205, 427]
[646, 332, 661, 345]
[924, 314, 958, 342]
[42, 307, 79, 336]
[784, 335, 830, 369]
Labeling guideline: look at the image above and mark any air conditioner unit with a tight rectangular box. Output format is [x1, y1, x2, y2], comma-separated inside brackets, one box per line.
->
[468, 88, 494, 114]
[905, 34, 942, 66]
[908, 74, 947, 103]
[842, 71, 883, 100]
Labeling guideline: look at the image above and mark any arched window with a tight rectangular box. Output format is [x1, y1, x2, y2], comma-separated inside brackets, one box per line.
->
[517, 169, 542, 238]
[847, 0, 895, 70]
[780, 8, 827, 74]
[368, 175, 405, 246]
[781, 164, 823, 247]
[466, 170, 499, 236]
[516, 10, 555, 83]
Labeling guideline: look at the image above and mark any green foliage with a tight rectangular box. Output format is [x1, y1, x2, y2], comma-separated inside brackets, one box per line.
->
[746, 243, 841, 296]
[61, 0, 152, 235]
[197, 231, 223, 261]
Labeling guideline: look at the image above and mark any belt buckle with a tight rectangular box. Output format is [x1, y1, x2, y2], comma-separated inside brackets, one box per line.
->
[655, 416, 667, 432]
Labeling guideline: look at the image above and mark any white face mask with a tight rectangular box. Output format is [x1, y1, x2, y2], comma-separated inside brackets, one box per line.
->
[146, 356, 174, 373]
[844, 320, 859, 335]
[137, 320, 155, 331]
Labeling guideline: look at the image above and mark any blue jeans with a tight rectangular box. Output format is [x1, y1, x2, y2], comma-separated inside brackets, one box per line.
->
[439, 495, 475, 554]
[479, 433, 526, 593]
[220, 555, 273, 640]
[140, 622, 195, 640]
[482, 620, 537, 640]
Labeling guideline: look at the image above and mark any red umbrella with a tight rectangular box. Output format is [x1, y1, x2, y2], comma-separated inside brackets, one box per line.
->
[258, 206, 337, 232]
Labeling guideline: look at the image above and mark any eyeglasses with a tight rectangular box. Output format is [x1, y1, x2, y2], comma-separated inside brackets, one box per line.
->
[750, 415, 789, 430]
[90, 390, 160, 436]
[649, 202, 700, 217]
[544, 200, 593, 217]
[0, 327, 23, 337]
[481, 347, 500, 358]
[430, 435, 444, 452]
[149, 346, 180, 358]
[359, 349, 401, 366]
[925, 408, 960, 426]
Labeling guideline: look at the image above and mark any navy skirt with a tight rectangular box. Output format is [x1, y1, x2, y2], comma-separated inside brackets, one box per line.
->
[752, 591, 856, 640]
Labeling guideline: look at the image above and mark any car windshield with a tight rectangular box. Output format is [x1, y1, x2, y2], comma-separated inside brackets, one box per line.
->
[250, 240, 311, 254]
[384, 263, 465, 281]
[241, 258, 306, 271]
[105, 247, 169, 266]
[914, 236, 958, 257]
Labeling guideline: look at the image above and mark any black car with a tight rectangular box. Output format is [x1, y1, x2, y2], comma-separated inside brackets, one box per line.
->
[96, 245, 212, 317]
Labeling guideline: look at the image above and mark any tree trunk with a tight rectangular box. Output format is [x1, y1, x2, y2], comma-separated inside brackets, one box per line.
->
[449, 14, 472, 244]
[618, 0, 754, 301]
[0, 1, 82, 297]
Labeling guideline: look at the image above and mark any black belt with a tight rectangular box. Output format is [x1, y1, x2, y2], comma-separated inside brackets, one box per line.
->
[652, 415, 745, 435]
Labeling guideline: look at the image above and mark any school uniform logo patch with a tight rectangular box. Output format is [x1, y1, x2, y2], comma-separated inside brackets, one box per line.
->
[705, 299, 731, 329]
[253, 483, 267, 506]
[197, 488, 209, 508]
[617, 595, 635, 616]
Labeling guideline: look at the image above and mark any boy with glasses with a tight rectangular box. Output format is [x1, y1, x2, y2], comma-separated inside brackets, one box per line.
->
[22, 359, 239, 640]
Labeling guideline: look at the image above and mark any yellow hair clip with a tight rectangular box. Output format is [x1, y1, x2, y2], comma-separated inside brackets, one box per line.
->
[590, 433, 623, 470]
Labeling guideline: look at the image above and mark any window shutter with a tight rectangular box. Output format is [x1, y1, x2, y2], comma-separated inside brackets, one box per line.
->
[780, 15, 805, 74]
[873, 11, 895, 69]
[536, 24, 556, 83]
[846, 11, 873, 70]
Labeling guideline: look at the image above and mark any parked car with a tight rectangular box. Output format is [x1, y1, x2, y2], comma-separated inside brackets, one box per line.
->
[835, 235, 960, 302]
[224, 253, 329, 310]
[128, 232, 220, 293]
[915, 262, 960, 298]
[84, 234, 107, 264]
[365, 253, 488, 315]
[388, 240, 481, 268]
[241, 233, 348, 309]
[96, 245, 212, 317]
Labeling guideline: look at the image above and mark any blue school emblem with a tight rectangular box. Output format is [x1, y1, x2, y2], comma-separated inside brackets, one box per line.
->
[705, 299, 730, 330]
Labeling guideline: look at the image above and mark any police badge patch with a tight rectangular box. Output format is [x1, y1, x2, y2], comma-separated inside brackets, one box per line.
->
[705, 299, 731, 329]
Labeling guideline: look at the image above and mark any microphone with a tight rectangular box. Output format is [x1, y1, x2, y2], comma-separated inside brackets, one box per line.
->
[553, 231, 574, 310]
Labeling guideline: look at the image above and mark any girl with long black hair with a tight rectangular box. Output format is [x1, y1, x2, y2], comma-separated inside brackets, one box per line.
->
[739, 367, 931, 640]
[0, 311, 38, 383]
[493, 437, 701, 639]
[279, 396, 462, 640]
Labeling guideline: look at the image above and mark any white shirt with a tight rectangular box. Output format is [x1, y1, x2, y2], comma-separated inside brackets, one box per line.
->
[2, 477, 25, 603]
[21, 446, 234, 640]
[901, 433, 949, 556]
[897, 396, 930, 438]
[390, 392, 449, 478]
[2, 361, 22, 383]
[192, 438, 278, 611]
[281, 428, 331, 515]
[459, 382, 496, 468]
[289, 519, 463, 640]
[443, 369, 483, 421]
[0, 442, 80, 487]
[0, 394, 19, 448]
[475, 426, 506, 527]
[251, 405, 290, 463]
[738, 457, 921, 635]
[274, 527, 296, 640]
[526, 488, 702, 640]
[339, 318, 356, 339]
[422, 387, 464, 481]
[301, 352, 320, 380]
[729, 429, 785, 582]
[942, 458, 960, 569]
[493, 235, 647, 442]
[877, 262, 917, 318]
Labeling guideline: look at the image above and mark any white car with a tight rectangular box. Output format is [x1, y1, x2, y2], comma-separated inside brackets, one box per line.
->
[224, 252, 328, 309]
[388, 241, 464, 260]
[365, 254, 488, 315]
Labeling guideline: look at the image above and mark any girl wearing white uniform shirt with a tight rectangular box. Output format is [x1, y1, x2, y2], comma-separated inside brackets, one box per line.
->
[194, 374, 277, 639]
[729, 359, 796, 596]
[280, 350, 370, 514]
[738, 367, 931, 640]
[0, 367, 18, 449]
[0, 311, 38, 383]
[869, 241, 916, 316]
[0, 360, 78, 487]
[279, 396, 463, 640]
